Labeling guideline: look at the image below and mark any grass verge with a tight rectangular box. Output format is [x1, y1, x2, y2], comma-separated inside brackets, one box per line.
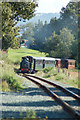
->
[0, 50, 25, 91]
[35, 67, 79, 88]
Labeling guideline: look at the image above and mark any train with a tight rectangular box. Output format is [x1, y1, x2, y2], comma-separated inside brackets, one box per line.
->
[19, 56, 75, 73]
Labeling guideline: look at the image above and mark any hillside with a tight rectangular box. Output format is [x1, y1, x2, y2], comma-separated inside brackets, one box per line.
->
[8, 48, 46, 64]
[16, 13, 60, 26]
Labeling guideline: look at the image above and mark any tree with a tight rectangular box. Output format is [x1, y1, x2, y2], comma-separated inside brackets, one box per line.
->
[2, 1, 38, 50]
[45, 28, 75, 59]
[78, 1, 80, 69]
[60, 1, 78, 38]
[20, 22, 35, 48]
[43, 0, 78, 61]
[59, 28, 75, 58]
[33, 19, 44, 50]
[44, 32, 60, 56]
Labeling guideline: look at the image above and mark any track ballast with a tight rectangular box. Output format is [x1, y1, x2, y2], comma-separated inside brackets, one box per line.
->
[23, 74, 80, 119]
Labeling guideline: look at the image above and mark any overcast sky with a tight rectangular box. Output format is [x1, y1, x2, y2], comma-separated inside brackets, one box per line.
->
[35, 0, 70, 13]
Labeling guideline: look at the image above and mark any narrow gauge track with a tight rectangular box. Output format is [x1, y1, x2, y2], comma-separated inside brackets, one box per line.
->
[23, 74, 80, 119]
[27, 75, 80, 103]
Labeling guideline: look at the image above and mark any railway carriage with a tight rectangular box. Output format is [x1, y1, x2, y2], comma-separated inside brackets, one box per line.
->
[33, 57, 55, 71]
[55, 58, 76, 69]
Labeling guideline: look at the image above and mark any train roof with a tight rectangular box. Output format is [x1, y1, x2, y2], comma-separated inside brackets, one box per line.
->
[64, 59, 76, 62]
[22, 56, 75, 61]
[55, 58, 76, 61]
[33, 57, 75, 61]
[32, 57, 55, 61]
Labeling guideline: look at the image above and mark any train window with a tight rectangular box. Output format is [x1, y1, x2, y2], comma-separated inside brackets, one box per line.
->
[69, 62, 73, 65]
[53, 61, 55, 64]
[51, 61, 53, 64]
[45, 61, 55, 64]
[36, 60, 42, 64]
[49, 61, 50, 64]
[46, 61, 49, 64]
[40, 60, 43, 64]
[50, 61, 55, 64]
[38, 61, 41, 64]
[72, 62, 75, 65]
[36, 60, 39, 64]
[45, 61, 47, 64]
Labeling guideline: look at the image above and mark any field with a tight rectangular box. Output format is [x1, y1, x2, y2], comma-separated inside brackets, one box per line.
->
[8, 48, 46, 64]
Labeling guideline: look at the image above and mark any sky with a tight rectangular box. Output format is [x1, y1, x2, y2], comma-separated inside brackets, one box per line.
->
[35, 0, 71, 13]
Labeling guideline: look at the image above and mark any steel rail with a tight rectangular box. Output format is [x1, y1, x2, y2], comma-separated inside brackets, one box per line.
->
[23, 74, 80, 119]
[27, 74, 80, 103]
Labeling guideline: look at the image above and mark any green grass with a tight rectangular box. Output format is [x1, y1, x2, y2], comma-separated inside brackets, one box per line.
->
[0, 61, 23, 91]
[36, 67, 79, 89]
[8, 48, 46, 64]
[0, 50, 26, 91]
[78, 77, 80, 88]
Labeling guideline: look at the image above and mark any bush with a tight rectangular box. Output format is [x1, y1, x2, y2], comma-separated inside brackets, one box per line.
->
[7, 76, 22, 90]
[55, 74, 65, 81]
[78, 77, 80, 88]
[0, 61, 23, 91]
[2, 80, 10, 91]
[43, 67, 53, 73]
[2, 73, 23, 91]
[25, 110, 36, 118]
[0, 50, 25, 91]
[14, 60, 20, 65]
[43, 74, 51, 78]
[51, 70, 58, 76]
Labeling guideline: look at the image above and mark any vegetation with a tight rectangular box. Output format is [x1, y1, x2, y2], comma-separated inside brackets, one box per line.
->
[20, 22, 35, 48]
[35, 67, 79, 88]
[8, 48, 46, 64]
[1, 1, 80, 119]
[2, 1, 38, 50]
[1, 109, 37, 119]
[1, 0, 79, 90]
[0, 50, 24, 91]
[19, 109, 37, 119]
[20, 1, 79, 68]
[2, 1, 79, 67]
[45, 28, 75, 58]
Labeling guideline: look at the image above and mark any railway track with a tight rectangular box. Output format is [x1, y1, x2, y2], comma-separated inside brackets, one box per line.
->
[22, 74, 80, 119]
[27, 75, 80, 103]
